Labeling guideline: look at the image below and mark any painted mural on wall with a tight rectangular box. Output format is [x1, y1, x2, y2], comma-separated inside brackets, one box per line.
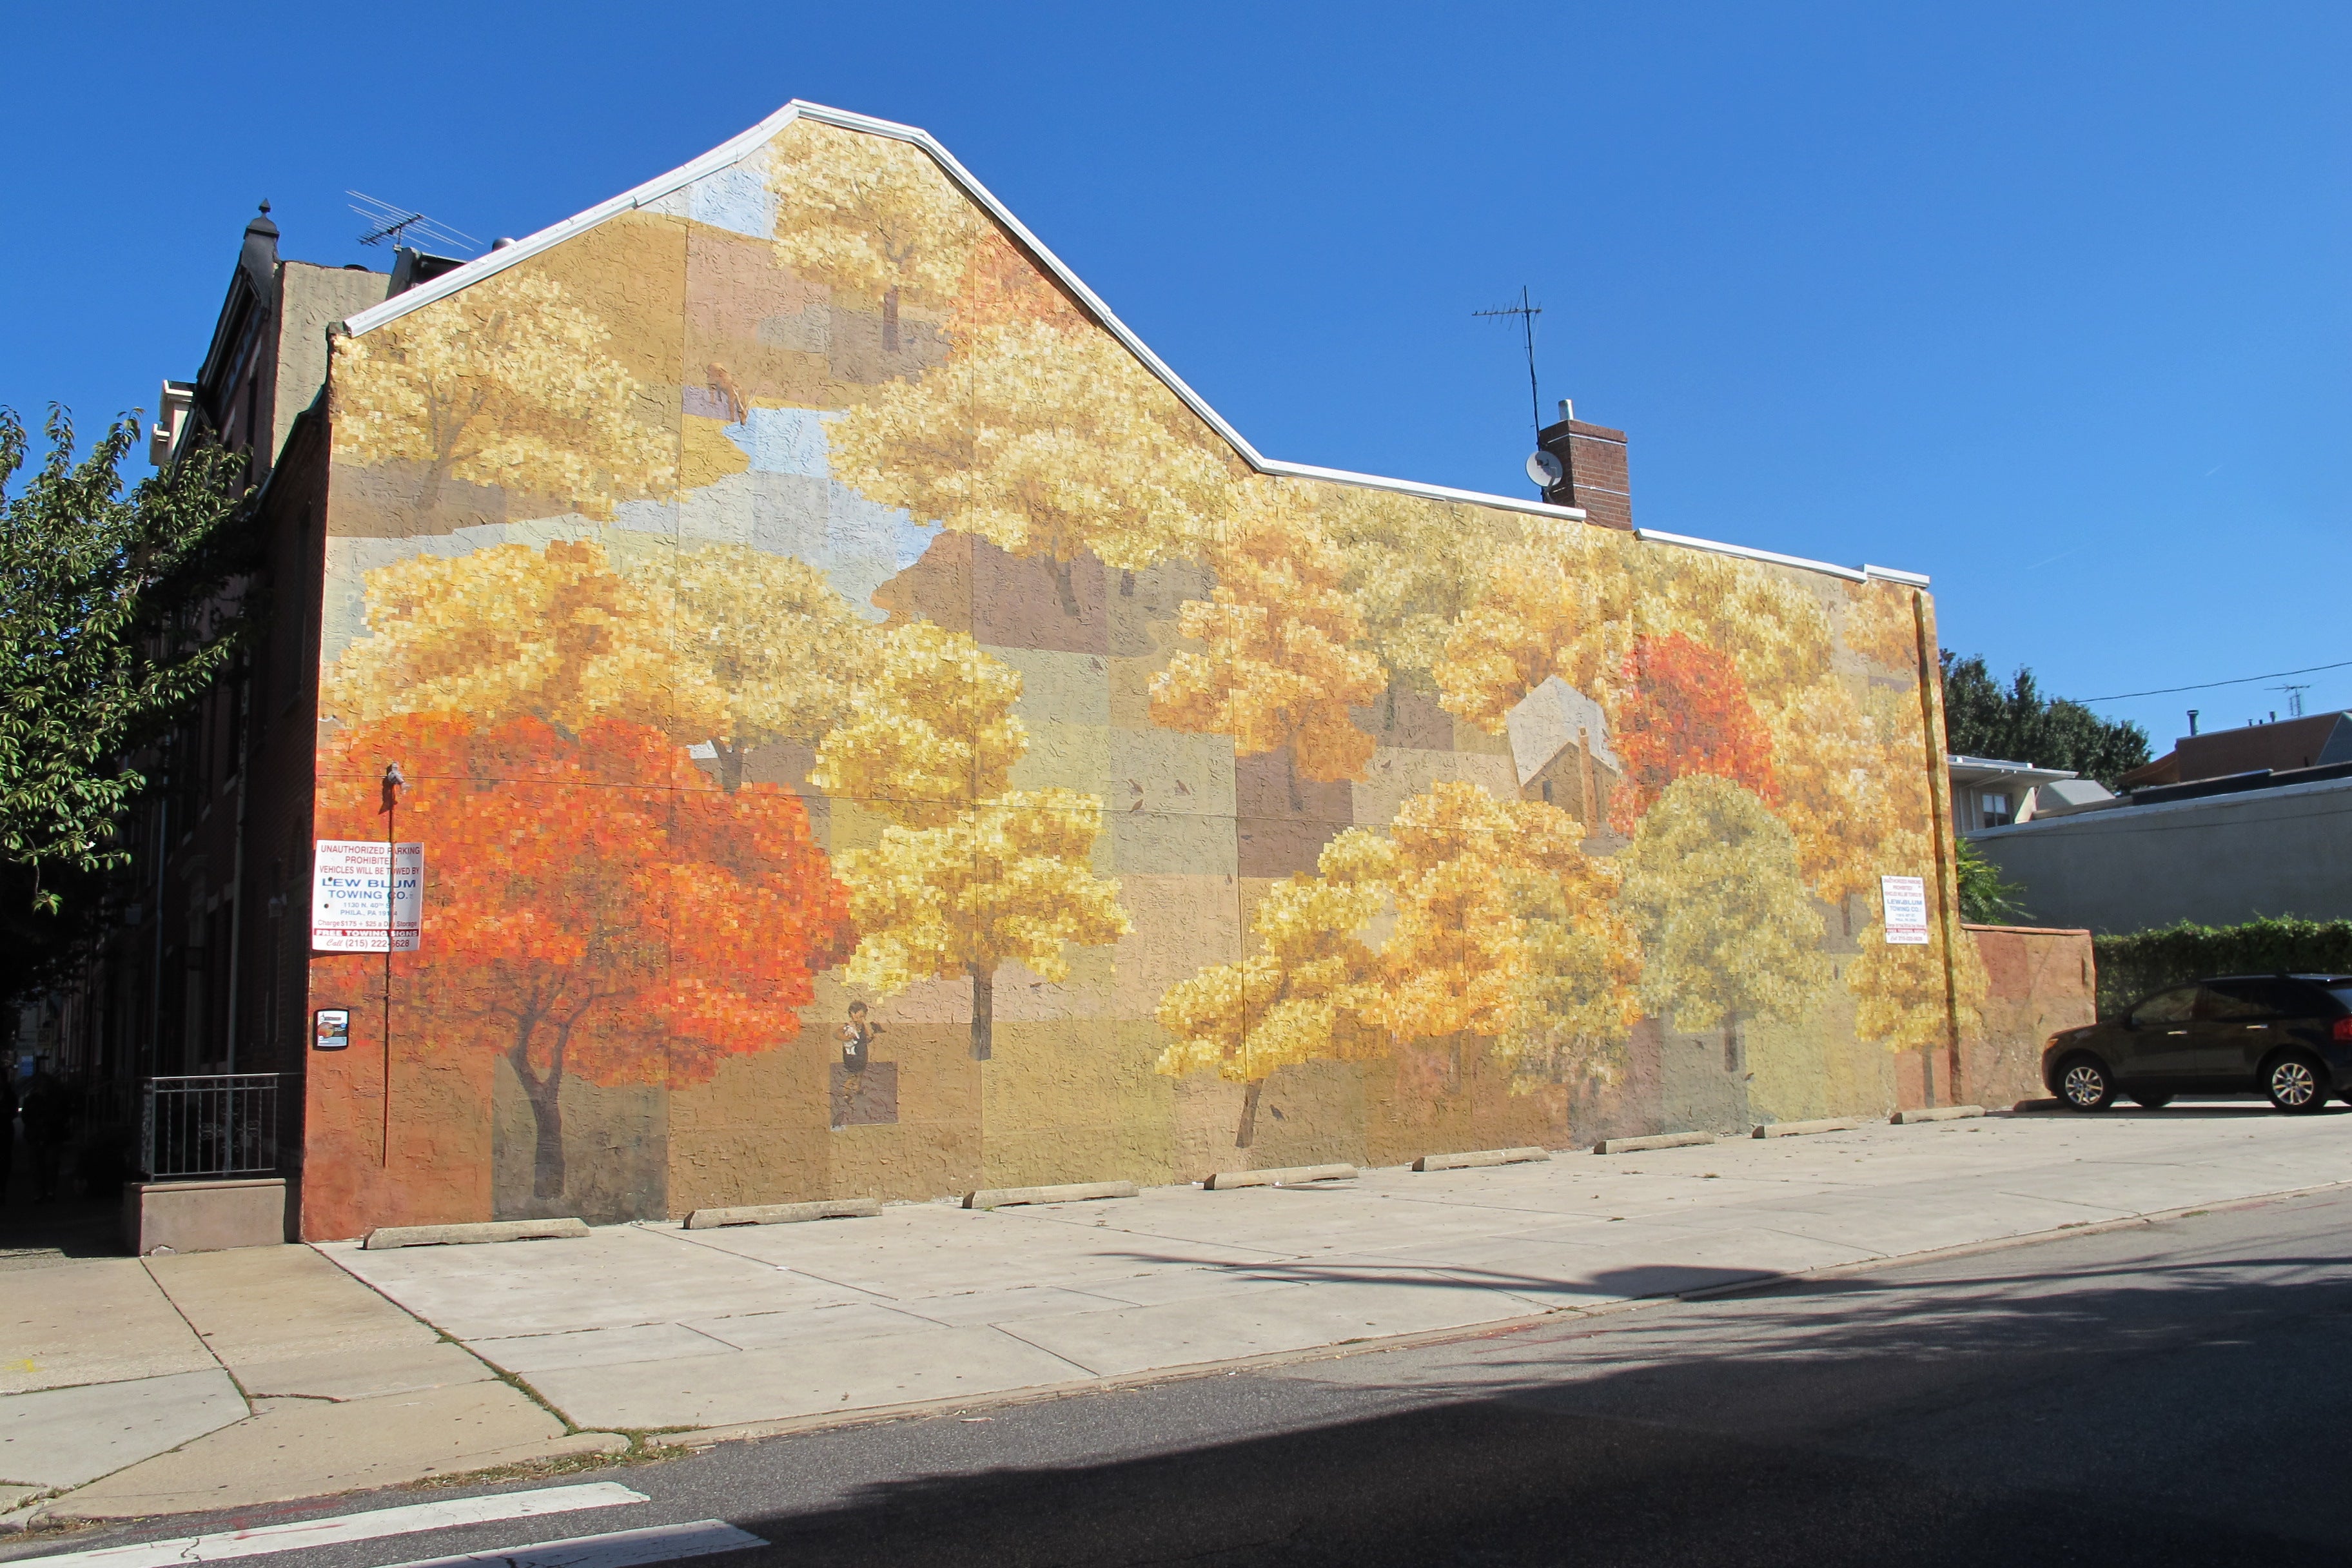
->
[302, 114, 1981, 1237]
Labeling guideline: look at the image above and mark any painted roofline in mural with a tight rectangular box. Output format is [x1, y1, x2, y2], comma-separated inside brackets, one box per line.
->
[336, 101, 1928, 589]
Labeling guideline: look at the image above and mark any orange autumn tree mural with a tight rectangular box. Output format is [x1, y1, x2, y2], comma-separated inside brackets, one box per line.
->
[1608, 631, 1779, 832]
[317, 715, 851, 1200]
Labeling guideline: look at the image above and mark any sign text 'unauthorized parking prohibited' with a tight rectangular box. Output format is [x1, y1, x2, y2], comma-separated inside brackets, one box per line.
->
[1880, 874, 1930, 945]
[314, 839, 424, 952]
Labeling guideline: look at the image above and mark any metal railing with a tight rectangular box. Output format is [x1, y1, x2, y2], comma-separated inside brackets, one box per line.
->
[139, 1073, 279, 1181]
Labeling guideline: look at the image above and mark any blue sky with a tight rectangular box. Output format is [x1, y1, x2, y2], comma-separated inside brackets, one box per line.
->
[5, 2, 2343, 752]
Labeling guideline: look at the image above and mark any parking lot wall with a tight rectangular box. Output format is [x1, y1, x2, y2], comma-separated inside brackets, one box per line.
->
[1960, 923, 2097, 1105]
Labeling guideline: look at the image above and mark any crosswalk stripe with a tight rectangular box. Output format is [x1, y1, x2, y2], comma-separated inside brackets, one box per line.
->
[10, 1482, 649, 1568]
[375, 1522, 766, 1568]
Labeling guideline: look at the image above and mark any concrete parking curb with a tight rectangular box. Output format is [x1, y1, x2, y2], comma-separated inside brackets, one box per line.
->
[1890, 1105, 1986, 1125]
[1411, 1147, 1551, 1171]
[362, 1218, 590, 1250]
[965, 1182, 1139, 1210]
[1752, 1117, 1870, 1139]
[685, 1198, 881, 1229]
[1204, 1164, 1357, 1190]
[1594, 1132, 1716, 1153]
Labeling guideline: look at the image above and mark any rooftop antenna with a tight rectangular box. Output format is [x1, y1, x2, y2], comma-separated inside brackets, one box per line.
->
[2270, 683, 2310, 718]
[348, 191, 482, 255]
[1473, 286, 1545, 442]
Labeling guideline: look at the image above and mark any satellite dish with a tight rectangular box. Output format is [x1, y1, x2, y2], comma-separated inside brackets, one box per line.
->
[1526, 449, 1565, 487]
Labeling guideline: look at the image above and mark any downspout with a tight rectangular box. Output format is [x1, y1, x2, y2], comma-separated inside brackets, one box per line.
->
[1909, 589, 1964, 1107]
[148, 792, 169, 1078]
[222, 672, 252, 1071]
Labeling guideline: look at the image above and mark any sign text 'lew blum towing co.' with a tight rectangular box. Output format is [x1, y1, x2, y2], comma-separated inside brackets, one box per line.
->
[313, 839, 424, 952]
[1879, 874, 1930, 945]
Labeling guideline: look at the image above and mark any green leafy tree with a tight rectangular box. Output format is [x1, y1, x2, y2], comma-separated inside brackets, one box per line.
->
[1954, 836, 2028, 924]
[0, 407, 248, 919]
[1939, 652, 2150, 787]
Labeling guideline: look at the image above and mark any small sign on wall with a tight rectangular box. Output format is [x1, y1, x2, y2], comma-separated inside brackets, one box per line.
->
[314, 1010, 351, 1051]
[313, 839, 424, 952]
[1881, 874, 1931, 944]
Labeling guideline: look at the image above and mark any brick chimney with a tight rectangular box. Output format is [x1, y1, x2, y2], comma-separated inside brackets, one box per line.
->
[1533, 401, 1632, 531]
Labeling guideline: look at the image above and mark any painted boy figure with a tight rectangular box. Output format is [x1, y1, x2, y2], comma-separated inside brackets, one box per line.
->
[839, 1001, 882, 1073]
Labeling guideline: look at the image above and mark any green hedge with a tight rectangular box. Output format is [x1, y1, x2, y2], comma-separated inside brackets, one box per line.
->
[2093, 917, 2352, 1017]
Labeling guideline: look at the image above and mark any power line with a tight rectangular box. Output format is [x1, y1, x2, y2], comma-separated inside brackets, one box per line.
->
[2075, 658, 2352, 704]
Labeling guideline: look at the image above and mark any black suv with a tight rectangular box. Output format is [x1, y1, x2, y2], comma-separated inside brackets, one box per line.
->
[2044, 974, 2352, 1113]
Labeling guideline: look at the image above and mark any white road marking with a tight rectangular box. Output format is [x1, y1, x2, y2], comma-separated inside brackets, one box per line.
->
[11, 1482, 649, 1568]
[376, 1522, 765, 1568]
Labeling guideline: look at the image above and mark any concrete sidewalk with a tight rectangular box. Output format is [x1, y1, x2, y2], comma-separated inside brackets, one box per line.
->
[7, 1105, 2347, 1525]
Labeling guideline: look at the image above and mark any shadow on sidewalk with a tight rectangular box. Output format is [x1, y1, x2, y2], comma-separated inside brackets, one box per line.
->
[703, 1202, 2352, 1567]
[0, 1136, 123, 1268]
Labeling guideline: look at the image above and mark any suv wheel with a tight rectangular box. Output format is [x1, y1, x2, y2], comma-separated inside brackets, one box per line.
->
[2264, 1051, 2331, 1114]
[2057, 1055, 2115, 1112]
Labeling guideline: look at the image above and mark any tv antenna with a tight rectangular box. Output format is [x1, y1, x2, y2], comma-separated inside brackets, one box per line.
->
[2269, 683, 2311, 718]
[1473, 286, 1545, 442]
[348, 191, 481, 255]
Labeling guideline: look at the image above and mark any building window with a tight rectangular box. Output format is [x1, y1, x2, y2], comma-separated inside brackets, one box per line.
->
[1980, 792, 2010, 828]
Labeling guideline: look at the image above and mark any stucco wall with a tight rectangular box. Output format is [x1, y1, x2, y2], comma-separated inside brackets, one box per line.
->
[1957, 924, 2096, 1106]
[297, 112, 1971, 1239]
[1968, 776, 2352, 936]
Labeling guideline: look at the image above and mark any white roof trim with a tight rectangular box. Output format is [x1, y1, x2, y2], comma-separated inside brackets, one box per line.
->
[1633, 527, 1867, 583]
[334, 101, 1928, 587]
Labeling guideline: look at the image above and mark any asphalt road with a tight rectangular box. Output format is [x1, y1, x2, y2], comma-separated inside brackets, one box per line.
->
[15, 1184, 2352, 1567]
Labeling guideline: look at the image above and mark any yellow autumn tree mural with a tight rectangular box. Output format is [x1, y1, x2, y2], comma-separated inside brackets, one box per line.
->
[1318, 488, 1513, 702]
[767, 123, 988, 352]
[324, 540, 718, 738]
[1157, 781, 1634, 1143]
[1848, 837, 1990, 1057]
[1149, 482, 1387, 803]
[1155, 842, 1389, 1146]
[1631, 549, 1833, 716]
[1618, 774, 1830, 1066]
[333, 270, 674, 519]
[326, 539, 883, 797]
[291, 108, 1999, 1237]
[1767, 680, 1886, 910]
[811, 622, 1128, 1058]
[1843, 578, 1928, 677]
[827, 318, 1240, 617]
[1433, 517, 1636, 733]
[649, 545, 882, 792]
[1845, 667, 1994, 1065]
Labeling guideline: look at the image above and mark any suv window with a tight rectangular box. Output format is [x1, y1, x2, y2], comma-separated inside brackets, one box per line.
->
[2132, 987, 2199, 1026]
[2206, 978, 2326, 1019]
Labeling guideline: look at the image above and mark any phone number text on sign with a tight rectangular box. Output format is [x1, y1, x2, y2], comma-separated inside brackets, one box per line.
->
[313, 839, 424, 952]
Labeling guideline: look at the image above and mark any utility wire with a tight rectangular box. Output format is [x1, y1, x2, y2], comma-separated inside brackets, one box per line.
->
[2075, 657, 2352, 704]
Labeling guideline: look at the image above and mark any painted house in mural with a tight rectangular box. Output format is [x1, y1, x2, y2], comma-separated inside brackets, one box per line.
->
[98, 103, 2003, 1242]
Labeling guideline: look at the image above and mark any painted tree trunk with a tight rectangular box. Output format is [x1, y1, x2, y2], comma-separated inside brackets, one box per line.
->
[508, 1036, 567, 1201]
[1048, 555, 1081, 621]
[883, 286, 900, 353]
[1722, 1014, 1741, 1075]
[1235, 1079, 1263, 1148]
[969, 962, 994, 1061]
[715, 738, 745, 794]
